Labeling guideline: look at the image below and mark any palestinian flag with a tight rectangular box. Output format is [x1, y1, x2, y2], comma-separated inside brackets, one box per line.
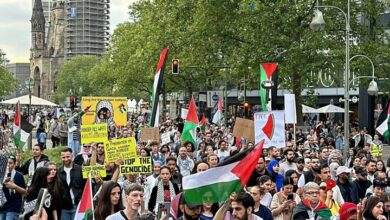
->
[74, 177, 93, 220]
[150, 48, 168, 127]
[260, 63, 278, 111]
[13, 102, 34, 148]
[212, 96, 223, 124]
[181, 97, 199, 145]
[377, 104, 390, 142]
[183, 140, 264, 204]
[199, 114, 207, 131]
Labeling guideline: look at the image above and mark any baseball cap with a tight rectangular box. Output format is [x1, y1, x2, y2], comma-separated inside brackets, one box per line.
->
[336, 166, 351, 176]
[339, 202, 357, 220]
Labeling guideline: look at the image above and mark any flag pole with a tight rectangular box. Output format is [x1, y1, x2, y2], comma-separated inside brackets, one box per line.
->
[89, 174, 95, 220]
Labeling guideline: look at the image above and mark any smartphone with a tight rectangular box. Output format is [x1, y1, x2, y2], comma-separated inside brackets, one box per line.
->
[287, 194, 294, 201]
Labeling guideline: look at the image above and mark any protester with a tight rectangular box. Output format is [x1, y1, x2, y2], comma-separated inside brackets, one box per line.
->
[267, 160, 284, 191]
[271, 177, 301, 220]
[93, 181, 124, 220]
[0, 155, 26, 220]
[16, 144, 49, 186]
[45, 161, 62, 220]
[363, 196, 387, 220]
[58, 148, 84, 220]
[214, 192, 263, 220]
[248, 185, 273, 220]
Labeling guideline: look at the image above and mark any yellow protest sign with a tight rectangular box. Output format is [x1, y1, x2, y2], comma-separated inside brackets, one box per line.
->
[81, 124, 108, 144]
[120, 157, 153, 174]
[81, 96, 128, 126]
[104, 137, 137, 162]
[82, 165, 107, 179]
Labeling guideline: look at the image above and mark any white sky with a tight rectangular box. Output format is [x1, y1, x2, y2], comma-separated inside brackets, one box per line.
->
[0, 0, 135, 63]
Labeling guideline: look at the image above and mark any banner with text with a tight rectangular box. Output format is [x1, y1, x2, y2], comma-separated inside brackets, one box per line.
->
[82, 165, 107, 179]
[81, 96, 128, 126]
[104, 137, 137, 162]
[120, 157, 153, 174]
[254, 111, 285, 148]
[81, 124, 108, 144]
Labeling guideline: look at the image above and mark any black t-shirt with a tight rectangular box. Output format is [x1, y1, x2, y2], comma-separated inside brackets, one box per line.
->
[148, 182, 180, 212]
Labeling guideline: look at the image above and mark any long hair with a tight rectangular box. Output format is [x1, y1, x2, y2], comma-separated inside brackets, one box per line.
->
[27, 167, 50, 202]
[363, 196, 383, 220]
[94, 181, 124, 220]
[45, 162, 62, 198]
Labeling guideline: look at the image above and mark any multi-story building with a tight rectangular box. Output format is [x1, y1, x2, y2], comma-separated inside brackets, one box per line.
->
[5, 63, 31, 98]
[64, 0, 110, 60]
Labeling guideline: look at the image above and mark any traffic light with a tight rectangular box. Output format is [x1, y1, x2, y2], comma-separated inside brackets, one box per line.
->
[70, 95, 75, 110]
[172, 59, 179, 74]
[244, 102, 250, 118]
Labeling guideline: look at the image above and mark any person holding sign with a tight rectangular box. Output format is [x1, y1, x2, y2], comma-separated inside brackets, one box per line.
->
[148, 166, 180, 213]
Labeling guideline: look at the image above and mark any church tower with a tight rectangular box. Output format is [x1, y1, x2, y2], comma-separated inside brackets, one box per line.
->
[31, 0, 45, 52]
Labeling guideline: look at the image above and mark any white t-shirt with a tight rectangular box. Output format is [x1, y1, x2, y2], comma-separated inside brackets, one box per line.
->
[260, 192, 272, 208]
[64, 166, 75, 204]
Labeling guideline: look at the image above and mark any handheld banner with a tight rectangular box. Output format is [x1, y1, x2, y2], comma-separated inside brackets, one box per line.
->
[81, 96, 128, 126]
[120, 157, 153, 174]
[254, 111, 285, 148]
[82, 165, 107, 179]
[104, 137, 137, 162]
[81, 124, 108, 144]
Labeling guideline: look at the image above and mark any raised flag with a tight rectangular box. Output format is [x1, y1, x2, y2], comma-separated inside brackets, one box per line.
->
[212, 96, 223, 124]
[260, 63, 278, 111]
[181, 97, 199, 145]
[74, 177, 93, 220]
[150, 48, 168, 127]
[376, 104, 390, 142]
[199, 114, 207, 131]
[13, 102, 34, 148]
[183, 140, 264, 204]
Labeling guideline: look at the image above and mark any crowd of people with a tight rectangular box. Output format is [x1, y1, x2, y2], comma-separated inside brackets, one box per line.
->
[0, 108, 388, 220]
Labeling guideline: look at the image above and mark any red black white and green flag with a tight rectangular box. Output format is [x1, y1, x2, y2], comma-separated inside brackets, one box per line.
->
[199, 114, 207, 131]
[150, 48, 168, 127]
[259, 63, 278, 111]
[13, 102, 34, 148]
[74, 176, 93, 220]
[377, 104, 390, 142]
[181, 97, 199, 145]
[182, 140, 264, 204]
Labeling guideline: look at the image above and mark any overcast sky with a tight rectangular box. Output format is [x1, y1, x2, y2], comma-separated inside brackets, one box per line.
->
[0, 0, 135, 63]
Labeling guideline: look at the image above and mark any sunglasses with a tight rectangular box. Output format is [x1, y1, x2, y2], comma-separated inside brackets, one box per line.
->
[84, 145, 91, 148]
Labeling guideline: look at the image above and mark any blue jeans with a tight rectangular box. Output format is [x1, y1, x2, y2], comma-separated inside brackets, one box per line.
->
[61, 207, 76, 220]
[68, 140, 81, 156]
[0, 212, 20, 220]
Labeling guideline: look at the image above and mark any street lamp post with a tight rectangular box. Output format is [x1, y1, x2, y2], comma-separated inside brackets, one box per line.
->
[26, 78, 34, 118]
[311, 1, 378, 156]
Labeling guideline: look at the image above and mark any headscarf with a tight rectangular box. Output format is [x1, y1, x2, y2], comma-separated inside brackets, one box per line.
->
[267, 160, 284, 191]
[79, 145, 92, 162]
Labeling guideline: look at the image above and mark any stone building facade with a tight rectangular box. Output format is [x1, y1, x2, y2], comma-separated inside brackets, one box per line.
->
[30, 0, 65, 100]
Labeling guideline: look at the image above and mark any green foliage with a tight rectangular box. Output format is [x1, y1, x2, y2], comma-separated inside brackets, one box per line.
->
[0, 50, 18, 97]
[54, 55, 99, 102]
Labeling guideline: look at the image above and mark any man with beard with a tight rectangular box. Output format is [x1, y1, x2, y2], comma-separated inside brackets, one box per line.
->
[298, 157, 321, 187]
[268, 146, 280, 161]
[166, 157, 183, 190]
[279, 149, 297, 176]
[107, 184, 154, 220]
[247, 157, 269, 187]
[296, 157, 305, 176]
[177, 195, 202, 220]
[366, 159, 377, 183]
[204, 132, 215, 150]
[332, 166, 355, 207]
[215, 192, 263, 220]
[351, 167, 371, 203]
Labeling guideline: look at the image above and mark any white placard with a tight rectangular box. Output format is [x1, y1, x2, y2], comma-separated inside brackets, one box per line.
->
[161, 132, 171, 145]
[254, 111, 286, 148]
[181, 108, 188, 119]
[284, 94, 297, 124]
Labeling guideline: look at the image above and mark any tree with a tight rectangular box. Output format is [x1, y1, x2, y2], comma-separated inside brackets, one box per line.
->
[54, 55, 99, 102]
[0, 50, 18, 97]
[95, 0, 390, 124]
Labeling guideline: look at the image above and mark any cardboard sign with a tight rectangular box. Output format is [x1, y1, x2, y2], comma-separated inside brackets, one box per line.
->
[254, 111, 285, 148]
[82, 165, 107, 179]
[161, 132, 171, 145]
[81, 96, 128, 126]
[233, 117, 255, 142]
[120, 157, 153, 174]
[81, 124, 108, 144]
[140, 127, 160, 142]
[104, 137, 137, 162]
